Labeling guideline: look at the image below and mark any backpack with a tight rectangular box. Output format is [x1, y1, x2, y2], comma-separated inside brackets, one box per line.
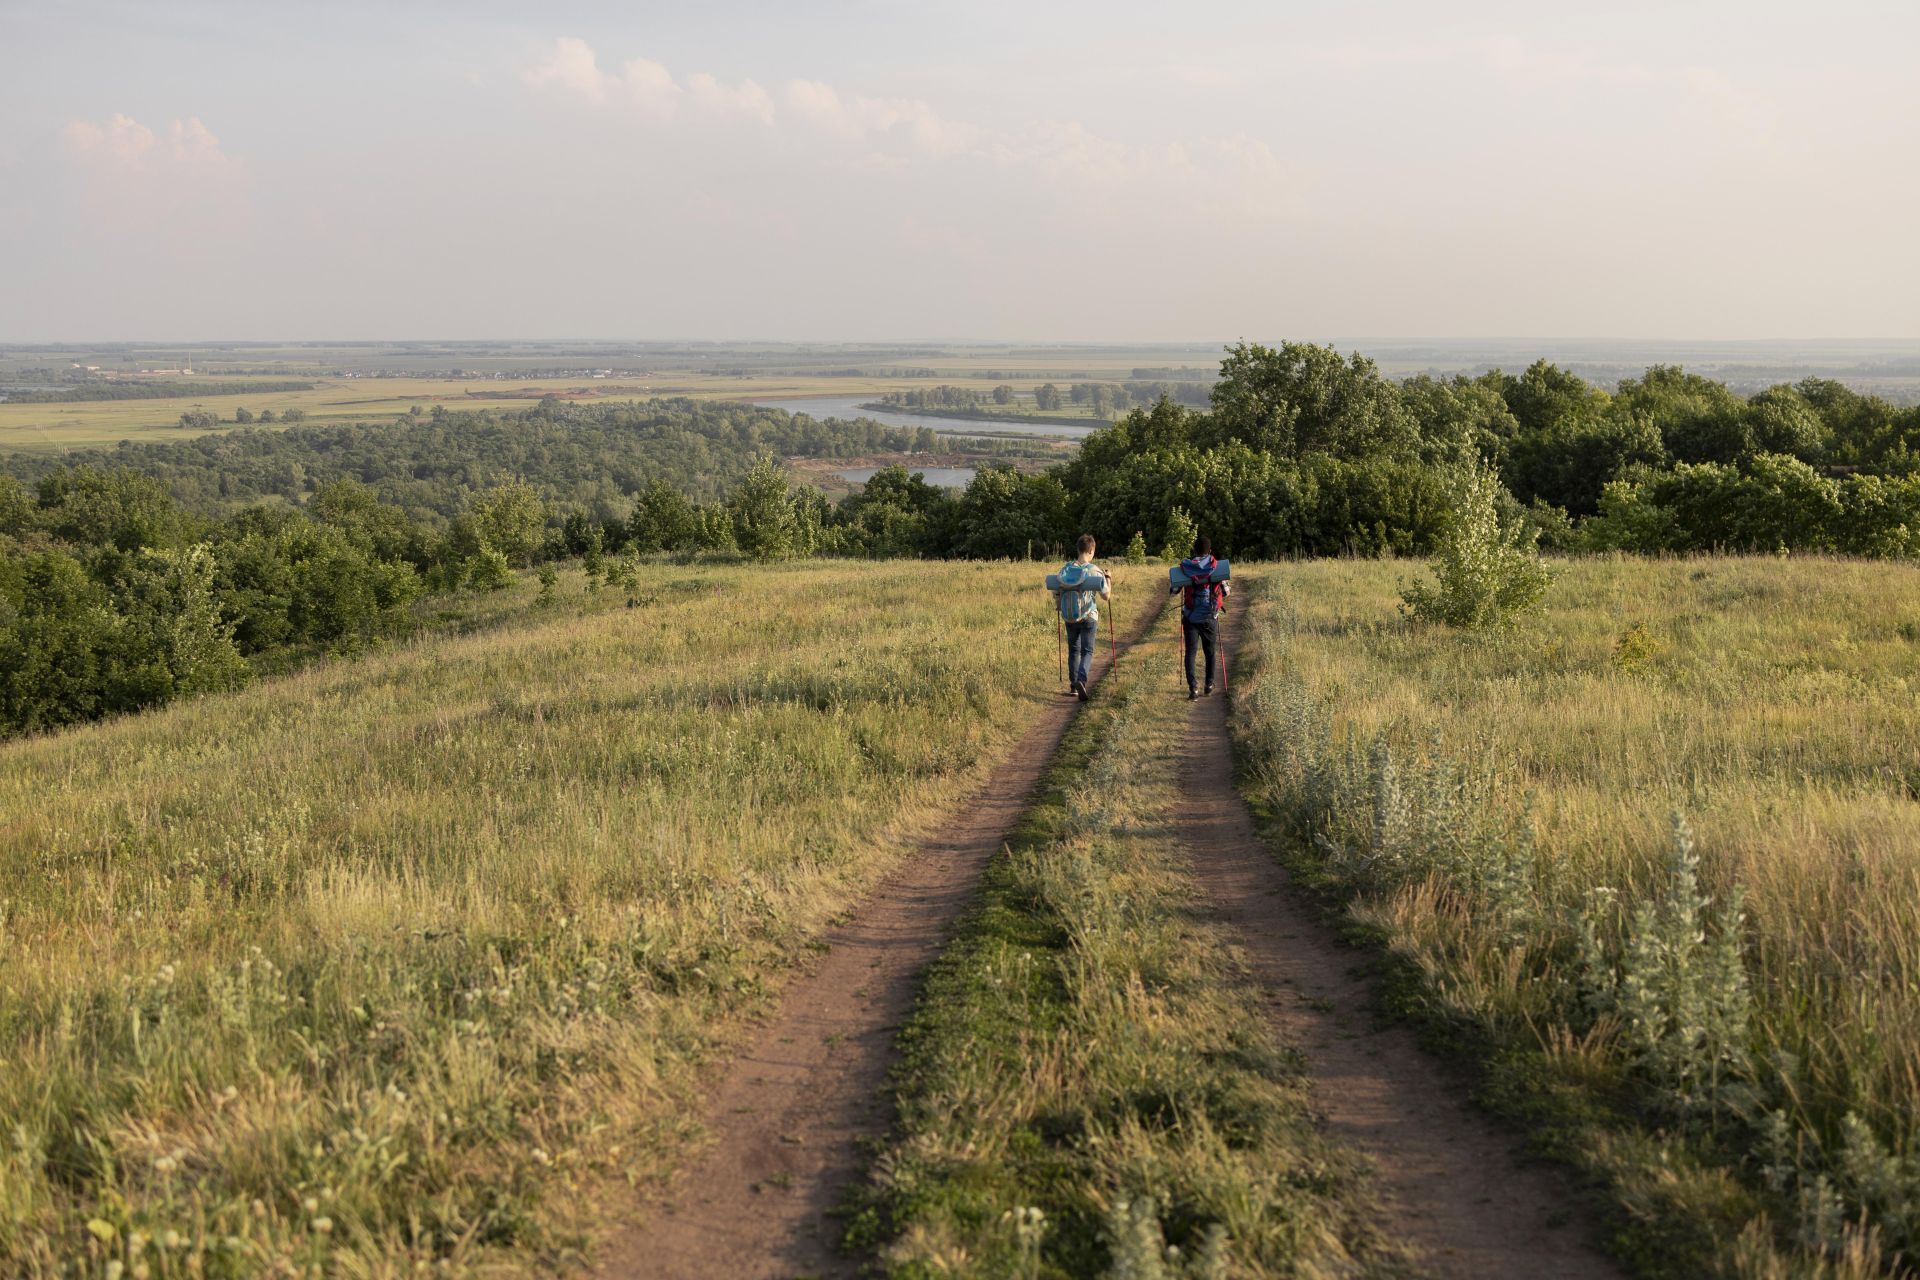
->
[1056, 561, 1104, 623]
[1180, 556, 1224, 623]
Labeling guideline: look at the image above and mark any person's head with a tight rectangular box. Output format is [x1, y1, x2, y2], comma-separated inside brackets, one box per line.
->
[1192, 535, 1211, 558]
[1076, 533, 1096, 560]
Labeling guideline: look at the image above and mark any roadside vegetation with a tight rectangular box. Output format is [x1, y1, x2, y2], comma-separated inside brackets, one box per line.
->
[1235, 557, 1920, 1275]
[850, 610, 1407, 1279]
[0, 560, 1059, 1275]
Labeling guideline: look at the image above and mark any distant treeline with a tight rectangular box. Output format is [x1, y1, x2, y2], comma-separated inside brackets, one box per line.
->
[1, 379, 315, 403]
[876, 380, 1210, 418]
[3, 398, 958, 526]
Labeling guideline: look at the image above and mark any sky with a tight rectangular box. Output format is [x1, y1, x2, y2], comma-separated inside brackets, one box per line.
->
[2, 0, 1917, 343]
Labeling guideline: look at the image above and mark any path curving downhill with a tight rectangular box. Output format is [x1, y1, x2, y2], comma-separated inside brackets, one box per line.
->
[1175, 608, 1626, 1280]
[596, 595, 1165, 1280]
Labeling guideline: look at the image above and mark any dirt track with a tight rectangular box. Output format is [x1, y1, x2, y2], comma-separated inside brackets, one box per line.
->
[596, 597, 1163, 1280]
[1175, 609, 1625, 1280]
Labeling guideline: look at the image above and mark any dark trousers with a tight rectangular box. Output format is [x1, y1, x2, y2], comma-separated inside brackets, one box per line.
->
[1065, 618, 1097, 688]
[1183, 619, 1218, 691]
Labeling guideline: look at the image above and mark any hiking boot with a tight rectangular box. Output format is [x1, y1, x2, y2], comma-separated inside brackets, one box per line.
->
[1077, 685, 1090, 703]
[1187, 687, 1199, 701]
[1204, 683, 1213, 697]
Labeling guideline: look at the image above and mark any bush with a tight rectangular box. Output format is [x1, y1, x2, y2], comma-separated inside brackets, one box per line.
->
[465, 549, 512, 592]
[1399, 466, 1551, 629]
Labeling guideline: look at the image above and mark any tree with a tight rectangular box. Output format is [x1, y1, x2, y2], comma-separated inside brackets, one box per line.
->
[729, 455, 802, 561]
[465, 480, 546, 566]
[629, 479, 697, 553]
[1207, 341, 1417, 461]
[1125, 530, 1148, 564]
[1159, 507, 1197, 563]
[992, 385, 1015, 406]
[145, 543, 248, 694]
[1499, 360, 1609, 437]
[1034, 383, 1063, 412]
[1399, 466, 1552, 629]
[234, 407, 255, 424]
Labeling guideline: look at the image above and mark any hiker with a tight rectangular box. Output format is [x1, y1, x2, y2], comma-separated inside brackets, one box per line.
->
[1172, 536, 1229, 700]
[1052, 534, 1112, 702]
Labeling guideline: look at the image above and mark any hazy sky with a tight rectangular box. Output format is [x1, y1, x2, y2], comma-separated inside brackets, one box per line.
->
[3, 0, 1917, 342]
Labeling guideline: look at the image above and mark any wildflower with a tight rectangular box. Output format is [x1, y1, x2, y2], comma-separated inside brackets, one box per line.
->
[313, 1217, 334, 1235]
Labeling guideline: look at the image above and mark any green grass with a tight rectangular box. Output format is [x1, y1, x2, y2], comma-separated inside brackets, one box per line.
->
[0, 559, 1063, 1275]
[1232, 557, 1920, 1276]
[848, 607, 1406, 1278]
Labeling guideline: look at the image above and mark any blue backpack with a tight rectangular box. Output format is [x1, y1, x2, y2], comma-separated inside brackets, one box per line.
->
[1054, 562, 1105, 623]
[1179, 556, 1225, 623]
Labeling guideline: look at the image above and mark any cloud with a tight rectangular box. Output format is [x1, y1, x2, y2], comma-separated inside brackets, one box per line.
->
[58, 112, 246, 238]
[63, 113, 232, 169]
[784, 79, 977, 157]
[519, 36, 1282, 204]
[522, 36, 771, 123]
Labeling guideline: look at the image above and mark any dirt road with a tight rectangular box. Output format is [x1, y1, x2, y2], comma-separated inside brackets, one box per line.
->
[597, 598, 1163, 1280]
[1174, 609, 1625, 1280]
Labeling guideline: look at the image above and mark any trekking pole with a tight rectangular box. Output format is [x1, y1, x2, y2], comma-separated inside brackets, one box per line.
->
[1219, 611, 1228, 695]
[1108, 595, 1118, 678]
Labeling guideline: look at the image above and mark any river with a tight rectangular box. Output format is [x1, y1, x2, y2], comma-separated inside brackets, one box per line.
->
[751, 395, 1101, 439]
[832, 465, 977, 488]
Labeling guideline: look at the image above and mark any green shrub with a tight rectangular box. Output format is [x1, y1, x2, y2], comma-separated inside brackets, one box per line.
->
[1399, 466, 1552, 629]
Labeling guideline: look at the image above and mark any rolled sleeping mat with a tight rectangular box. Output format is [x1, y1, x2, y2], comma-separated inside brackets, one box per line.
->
[1045, 570, 1108, 593]
[1168, 559, 1230, 587]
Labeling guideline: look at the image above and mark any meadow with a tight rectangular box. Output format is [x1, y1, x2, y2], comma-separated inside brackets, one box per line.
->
[0, 560, 1060, 1275]
[1235, 557, 1920, 1275]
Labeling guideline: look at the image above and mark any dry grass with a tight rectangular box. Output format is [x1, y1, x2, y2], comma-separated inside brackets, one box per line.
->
[1235, 556, 1920, 1274]
[0, 559, 1060, 1275]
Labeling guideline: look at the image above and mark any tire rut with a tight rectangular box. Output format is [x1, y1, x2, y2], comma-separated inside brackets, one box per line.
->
[1175, 609, 1627, 1280]
[596, 597, 1165, 1280]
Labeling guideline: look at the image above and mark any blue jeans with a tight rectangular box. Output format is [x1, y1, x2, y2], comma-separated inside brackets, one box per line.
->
[1065, 618, 1097, 688]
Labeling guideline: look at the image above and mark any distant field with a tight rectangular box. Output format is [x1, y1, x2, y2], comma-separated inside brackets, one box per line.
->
[0, 559, 1060, 1273]
[0, 373, 1081, 453]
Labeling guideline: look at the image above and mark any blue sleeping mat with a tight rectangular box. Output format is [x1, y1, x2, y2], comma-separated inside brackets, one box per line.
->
[1168, 559, 1230, 587]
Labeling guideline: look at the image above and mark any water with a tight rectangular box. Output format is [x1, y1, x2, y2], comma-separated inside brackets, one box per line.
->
[751, 395, 1100, 439]
[835, 465, 976, 489]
